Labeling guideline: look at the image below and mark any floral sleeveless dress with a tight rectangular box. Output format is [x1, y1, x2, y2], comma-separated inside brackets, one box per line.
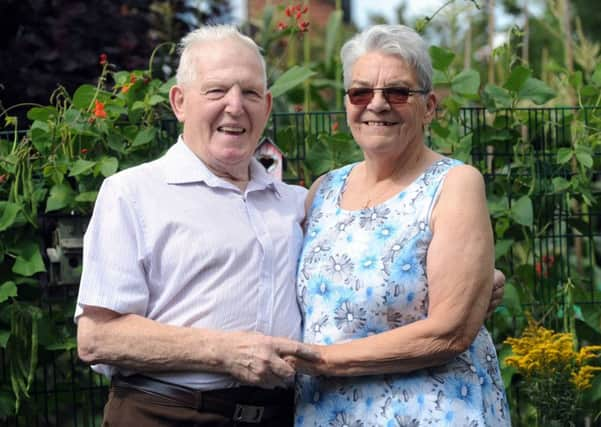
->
[295, 159, 511, 427]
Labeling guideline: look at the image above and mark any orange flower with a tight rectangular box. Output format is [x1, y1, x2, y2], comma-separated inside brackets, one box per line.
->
[99, 53, 108, 65]
[93, 100, 107, 119]
[121, 83, 132, 94]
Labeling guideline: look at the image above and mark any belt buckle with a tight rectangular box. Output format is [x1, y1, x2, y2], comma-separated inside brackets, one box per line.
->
[233, 404, 264, 423]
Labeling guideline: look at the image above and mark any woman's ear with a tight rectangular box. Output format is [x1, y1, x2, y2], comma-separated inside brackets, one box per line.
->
[424, 91, 438, 125]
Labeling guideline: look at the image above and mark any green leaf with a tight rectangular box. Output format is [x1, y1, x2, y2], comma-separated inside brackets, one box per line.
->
[72, 84, 97, 109]
[0, 330, 9, 348]
[132, 127, 157, 147]
[148, 94, 166, 106]
[113, 71, 130, 86]
[304, 137, 334, 176]
[503, 66, 531, 92]
[556, 147, 573, 164]
[0, 202, 21, 232]
[0, 281, 17, 303]
[75, 191, 98, 202]
[569, 70, 583, 90]
[429, 46, 455, 72]
[575, 145, 593, 168]
[592, 63, 601, 87]
[495, 239, 514, 260]
[45, 183, 75, 213]
[69, 159, 96, 176]
[552, 177, 570, 192]
[575, 151, 593, 168]
[510, 195, 533, 227]
[26, 106, 57, 122]
[451, 69, 480, 96]
[11, 242, 46, 276]
[98, 156, 119, 176]
[501, 282, 523, 316]
[518, 78, 556, 105]
[483, 84, 513, 110]
[131, 101, 145, 111]
[324, 11, 342, 71]
[269, 66, 317, 98]
[159, 77, 176, 94]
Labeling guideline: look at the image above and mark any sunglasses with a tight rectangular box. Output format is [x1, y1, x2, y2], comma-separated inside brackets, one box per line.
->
[345, 87, 429, 105]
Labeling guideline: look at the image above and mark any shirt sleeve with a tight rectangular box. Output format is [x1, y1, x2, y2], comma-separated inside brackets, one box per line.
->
[74, 175, 149, 321]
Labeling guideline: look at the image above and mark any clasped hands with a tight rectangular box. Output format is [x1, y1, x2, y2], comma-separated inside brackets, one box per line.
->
[224, 270, 505, 387]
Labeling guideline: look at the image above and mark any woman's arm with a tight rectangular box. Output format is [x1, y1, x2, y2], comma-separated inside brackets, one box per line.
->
[294, 165, 494, 376]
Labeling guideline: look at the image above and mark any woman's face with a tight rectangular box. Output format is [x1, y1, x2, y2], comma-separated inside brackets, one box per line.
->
[345, 51, 436, 157]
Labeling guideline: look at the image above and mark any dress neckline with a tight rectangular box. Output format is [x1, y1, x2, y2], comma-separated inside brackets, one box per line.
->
[335, 159, 442, 213]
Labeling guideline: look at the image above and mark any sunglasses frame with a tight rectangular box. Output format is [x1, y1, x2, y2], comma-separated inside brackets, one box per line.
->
[345, 86, 430, 105]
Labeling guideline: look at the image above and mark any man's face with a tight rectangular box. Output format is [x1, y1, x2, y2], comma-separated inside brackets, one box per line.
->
[169, 38, 272, 174]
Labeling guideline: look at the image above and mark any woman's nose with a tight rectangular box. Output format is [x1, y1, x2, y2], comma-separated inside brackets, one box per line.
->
[367, 90, 391, 111]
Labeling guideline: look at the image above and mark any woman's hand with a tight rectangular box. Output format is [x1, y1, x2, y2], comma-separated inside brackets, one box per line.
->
[284, 344, 328, 376]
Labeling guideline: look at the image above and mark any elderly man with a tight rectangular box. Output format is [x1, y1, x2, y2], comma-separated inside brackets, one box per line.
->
[76, 25, 504, 427]
[76, 26, 317, 427]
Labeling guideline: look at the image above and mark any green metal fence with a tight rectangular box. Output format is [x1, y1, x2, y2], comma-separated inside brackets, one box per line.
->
[1, 107, 600, 426]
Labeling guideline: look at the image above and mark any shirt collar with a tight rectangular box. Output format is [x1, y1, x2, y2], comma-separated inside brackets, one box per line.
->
[162, 136, 280, 197]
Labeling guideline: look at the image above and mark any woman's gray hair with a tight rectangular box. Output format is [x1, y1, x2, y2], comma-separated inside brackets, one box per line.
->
[176, 25, 267, 87]
[340, 24, 433, 92]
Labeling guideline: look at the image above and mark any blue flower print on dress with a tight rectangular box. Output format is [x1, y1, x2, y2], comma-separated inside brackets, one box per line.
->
[295, 160, 511, 427]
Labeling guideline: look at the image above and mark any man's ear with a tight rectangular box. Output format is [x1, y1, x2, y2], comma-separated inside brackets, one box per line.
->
[169, 85, 186, 122]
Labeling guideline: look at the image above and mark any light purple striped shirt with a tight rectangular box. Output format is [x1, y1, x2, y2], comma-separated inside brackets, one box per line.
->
[75, 138, 306, 389]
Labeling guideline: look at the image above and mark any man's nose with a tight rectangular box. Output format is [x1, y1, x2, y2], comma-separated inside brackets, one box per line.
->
[224, 85, 244, 115]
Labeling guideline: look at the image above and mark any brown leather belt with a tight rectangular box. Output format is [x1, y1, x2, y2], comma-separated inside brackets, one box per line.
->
[111, 374, 293, 424]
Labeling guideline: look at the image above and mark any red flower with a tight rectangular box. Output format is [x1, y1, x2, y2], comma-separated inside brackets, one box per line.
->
[80, 148, 89, 155]
[301, 6, 308, 13]
[130, 74, 137, 83]
[295, 4, 302, 11]
[332, 121, 339, 132]
[298, 21, 310, 32]
[293, 104, 303, 112]
[99, 53, 108, 65]
[0, 174, 7, 184]
[285, 6, 293, 17]
[93, 100, 107, 119]
[535, 262, 542, 277]
[296, 11, 303, 20]
[277, 21, 288, 31]
[299, 179, 306, 187]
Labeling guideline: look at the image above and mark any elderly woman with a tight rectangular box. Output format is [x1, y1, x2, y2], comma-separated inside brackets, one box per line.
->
[293, 25, 511, 426]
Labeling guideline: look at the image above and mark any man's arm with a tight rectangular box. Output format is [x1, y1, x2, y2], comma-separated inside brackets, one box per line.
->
[77, 306, 319, 389]
[488, 269, 505, 317]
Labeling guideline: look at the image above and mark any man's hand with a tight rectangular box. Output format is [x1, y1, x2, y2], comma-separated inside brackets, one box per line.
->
[487, 269, 506, 318]
[221, 332, 320, 388]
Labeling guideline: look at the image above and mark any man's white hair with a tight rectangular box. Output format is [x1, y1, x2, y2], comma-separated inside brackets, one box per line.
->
[175, 25, 267, 88]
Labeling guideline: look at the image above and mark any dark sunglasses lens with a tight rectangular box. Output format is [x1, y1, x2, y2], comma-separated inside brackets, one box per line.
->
[385, 88, 410, 104]
[348, 88, 374, 105]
